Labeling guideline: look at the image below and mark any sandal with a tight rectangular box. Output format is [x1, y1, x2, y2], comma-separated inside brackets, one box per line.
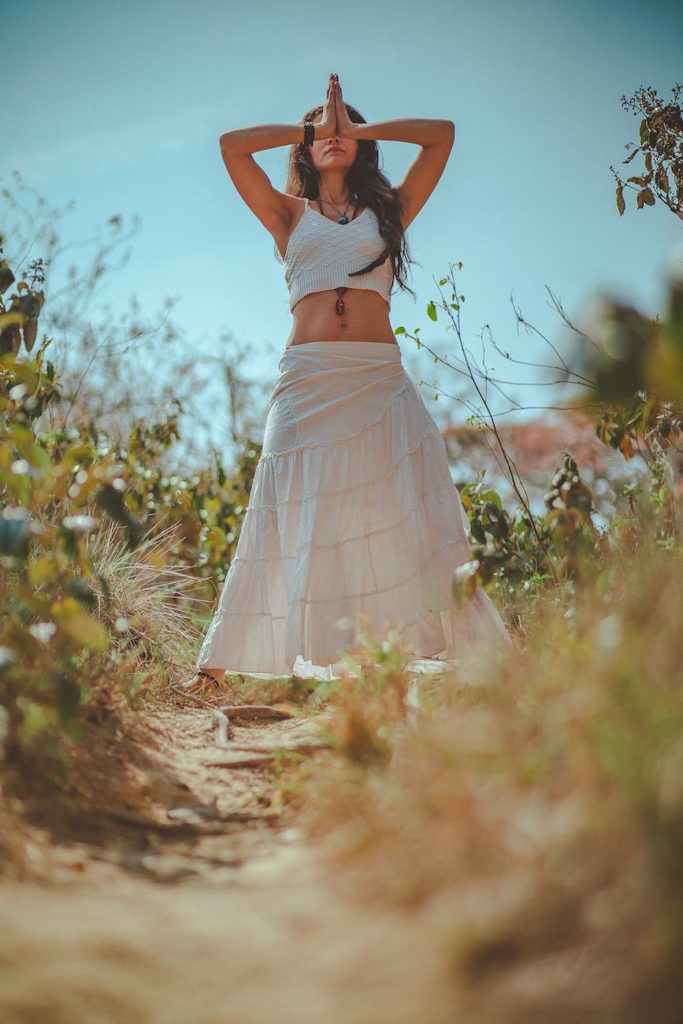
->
[181, 670, 221, 695]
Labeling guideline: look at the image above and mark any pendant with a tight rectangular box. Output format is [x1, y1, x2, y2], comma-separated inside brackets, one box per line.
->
[335, 287, 347, 316]
[338, 214, 349, 224]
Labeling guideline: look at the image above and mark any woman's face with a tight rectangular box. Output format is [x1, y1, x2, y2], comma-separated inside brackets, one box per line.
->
[308, 113, 359, 176]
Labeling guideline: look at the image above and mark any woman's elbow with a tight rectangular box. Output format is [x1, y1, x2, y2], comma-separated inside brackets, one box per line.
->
[219, 130, 239, 151]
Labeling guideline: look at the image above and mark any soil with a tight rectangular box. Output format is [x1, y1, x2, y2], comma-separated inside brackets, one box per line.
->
[0, 683, 461, 1024]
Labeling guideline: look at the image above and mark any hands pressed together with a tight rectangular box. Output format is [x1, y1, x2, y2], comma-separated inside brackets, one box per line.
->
[315, 73, 357, 142]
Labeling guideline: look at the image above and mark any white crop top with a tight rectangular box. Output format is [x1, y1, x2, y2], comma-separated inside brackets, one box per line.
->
[273, 198, 394, 312]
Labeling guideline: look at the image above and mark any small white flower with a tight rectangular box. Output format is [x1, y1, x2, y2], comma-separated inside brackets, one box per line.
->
[29, 622, 58, 644]
[62, 515, 97, 533]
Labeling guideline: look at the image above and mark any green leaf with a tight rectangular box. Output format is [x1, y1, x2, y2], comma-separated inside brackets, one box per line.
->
[0, 508, 32, 558]
[0, 260, 16, 295]
[62, 611, 109, 651]
[65, 578, 99, 611]
[394, 326, 405, 335]
[427, 301, 437, 321]
[56, 673, 82, 723]
[439, 277, 448, 286]
[482, 490, 503, 509]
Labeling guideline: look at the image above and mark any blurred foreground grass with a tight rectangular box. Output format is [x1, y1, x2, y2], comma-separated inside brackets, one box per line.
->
[276, 502, 683, 1022]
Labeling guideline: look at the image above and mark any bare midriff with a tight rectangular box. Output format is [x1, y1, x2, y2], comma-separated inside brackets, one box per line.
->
[275, 198, 398, 349]
[285, 289, 397, 348]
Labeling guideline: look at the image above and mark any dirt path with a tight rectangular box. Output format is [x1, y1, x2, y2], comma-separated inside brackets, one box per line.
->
[0, 694, 460, 1024]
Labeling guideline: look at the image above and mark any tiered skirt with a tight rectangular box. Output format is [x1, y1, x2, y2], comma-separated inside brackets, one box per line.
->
[197, 341, 513, 678]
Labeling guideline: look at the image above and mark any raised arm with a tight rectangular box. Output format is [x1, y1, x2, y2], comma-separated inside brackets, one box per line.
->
[218, 76, 338, 235]
[355, 116, 455, 230]
[331, 75, 455, 229]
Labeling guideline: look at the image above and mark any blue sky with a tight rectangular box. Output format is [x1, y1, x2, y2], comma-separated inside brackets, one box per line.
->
[2, 0, 682, 456]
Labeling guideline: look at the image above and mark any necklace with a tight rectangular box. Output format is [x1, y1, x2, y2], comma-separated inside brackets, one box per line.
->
[315, 192, 358, 332]
[317, 192, 357, 224]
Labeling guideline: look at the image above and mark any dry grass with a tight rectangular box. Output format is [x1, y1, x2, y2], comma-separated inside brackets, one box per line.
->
[278, 516, 683, 1022]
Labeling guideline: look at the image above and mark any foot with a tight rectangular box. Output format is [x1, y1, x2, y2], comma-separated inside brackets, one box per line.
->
[180, 670, 223, 696]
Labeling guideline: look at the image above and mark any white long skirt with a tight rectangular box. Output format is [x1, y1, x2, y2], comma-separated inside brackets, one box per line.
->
[196, 340, 513, 680]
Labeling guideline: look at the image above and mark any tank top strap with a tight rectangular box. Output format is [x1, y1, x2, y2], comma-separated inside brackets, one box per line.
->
[273, 198, 309, 264]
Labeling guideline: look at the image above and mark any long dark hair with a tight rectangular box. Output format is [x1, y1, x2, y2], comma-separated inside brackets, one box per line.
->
[286, 102, 417, 301]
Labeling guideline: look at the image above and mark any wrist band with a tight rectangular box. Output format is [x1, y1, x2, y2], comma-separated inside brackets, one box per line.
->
[303, 120, 315, 147]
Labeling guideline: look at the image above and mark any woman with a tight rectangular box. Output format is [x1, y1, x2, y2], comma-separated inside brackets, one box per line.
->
[184, 73, 512, 694]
